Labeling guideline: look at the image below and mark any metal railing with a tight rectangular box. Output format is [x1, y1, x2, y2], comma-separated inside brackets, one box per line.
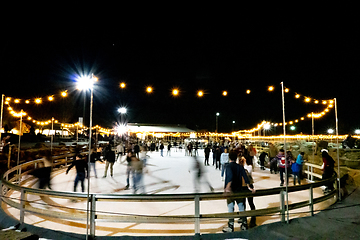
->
[1, 156, 338, 238]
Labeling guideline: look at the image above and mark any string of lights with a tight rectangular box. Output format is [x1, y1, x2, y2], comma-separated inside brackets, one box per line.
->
[3, 84, 335, 134]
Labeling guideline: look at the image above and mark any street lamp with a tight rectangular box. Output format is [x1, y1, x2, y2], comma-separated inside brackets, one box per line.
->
[216, 112, 220, 141]
[76, 73, 97, 239]
[263, 122, 271, 136]
[118, 107, 127, 114]
[327, 129, 334, 134]
[117, 107, 127, 124]
[76, 75, 96, 126]
[0, 94, 4, 141]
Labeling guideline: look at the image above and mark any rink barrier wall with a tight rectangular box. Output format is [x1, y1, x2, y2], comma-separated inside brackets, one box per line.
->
[1, 155, 338, 238]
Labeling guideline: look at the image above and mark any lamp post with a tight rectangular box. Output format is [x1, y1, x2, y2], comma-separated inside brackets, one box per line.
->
[281, 82, 290, 224]
[50, 117, 54, 153]
[118, 107, 127, 124]
[76, 73, 97, 239]
[216, 112, 219, 141]
[334, 98, 341, 201]
[0, 94, 4, 141]
[17, 109, 24, 184]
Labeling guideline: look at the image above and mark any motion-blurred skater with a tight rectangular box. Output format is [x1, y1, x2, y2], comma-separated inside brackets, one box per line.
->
[191, 156, 214, 193]
[66, 152, 88, 193]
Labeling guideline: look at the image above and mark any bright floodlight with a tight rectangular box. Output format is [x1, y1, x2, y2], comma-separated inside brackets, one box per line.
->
[355, 129, 360, 134]
[118, 107, 127, 114]
[76, 75, 94, 90]
[116, 124, 127, 135]
[327, 129, 334, 134]
[216, 112, 220, 116]
[263, 122, 271, 130]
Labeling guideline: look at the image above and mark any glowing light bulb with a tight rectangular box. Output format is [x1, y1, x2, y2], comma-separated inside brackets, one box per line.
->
[172, 89, 179, 96]
[146, 86, 153, 93]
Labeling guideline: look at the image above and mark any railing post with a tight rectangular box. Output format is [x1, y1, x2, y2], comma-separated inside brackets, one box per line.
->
[307, 164, 310, 180]
[309, 184, 314, 216]
[311, 166, 314, 182]
[20, 188, 26, 226]
[0, 180, 2, 206]
[335, 177, 339, 202]
[90, 194, 96, 238]
[18, 167, 22, 185]
[280, 189, 285, 222]
[194, 194, 200, 235]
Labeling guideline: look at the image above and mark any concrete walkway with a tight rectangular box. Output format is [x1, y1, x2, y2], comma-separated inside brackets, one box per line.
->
[1, 149, 349, 239]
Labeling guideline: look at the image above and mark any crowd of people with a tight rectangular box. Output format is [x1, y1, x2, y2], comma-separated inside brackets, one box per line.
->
[22, 138, 336, 233]
[195, 141, 335, 232]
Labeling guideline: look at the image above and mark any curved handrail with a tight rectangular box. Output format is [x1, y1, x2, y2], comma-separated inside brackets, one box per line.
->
[1, 155, 338, 237]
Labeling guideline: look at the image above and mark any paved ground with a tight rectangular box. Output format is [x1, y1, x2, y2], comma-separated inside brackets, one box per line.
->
[2, 149, 356, 239]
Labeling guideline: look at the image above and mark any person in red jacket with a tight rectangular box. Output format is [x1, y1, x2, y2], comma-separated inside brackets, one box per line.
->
[275, 149, 292, 186]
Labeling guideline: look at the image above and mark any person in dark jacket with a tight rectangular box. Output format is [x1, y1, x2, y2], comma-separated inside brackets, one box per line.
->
[321, 149, 335, 192]
[215, 146, 221, 169]
[134, 143, 140, 158]
[259, 151, 268, 170]
[222, 151, 255, 232]
[103, 144, 116, 177]
[204, 145, 211, 166]
[159, 142, 164, 157]
[66, 154, 88, 192]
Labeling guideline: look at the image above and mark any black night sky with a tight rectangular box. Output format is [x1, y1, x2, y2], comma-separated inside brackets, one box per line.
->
[1, 10, 360, 135]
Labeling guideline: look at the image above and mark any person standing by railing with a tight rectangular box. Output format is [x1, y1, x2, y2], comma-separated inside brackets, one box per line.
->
[293, 152, 305, 184]
[321, 149, 335, 193]
[240, 156, 257, 228]
[223, 151, 255, 233]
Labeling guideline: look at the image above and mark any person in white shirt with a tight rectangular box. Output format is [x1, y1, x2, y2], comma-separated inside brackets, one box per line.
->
[220, 148, 229, 180]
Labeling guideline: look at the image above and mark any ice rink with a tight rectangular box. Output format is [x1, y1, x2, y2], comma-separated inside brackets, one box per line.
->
[3, 148, 331, 237]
